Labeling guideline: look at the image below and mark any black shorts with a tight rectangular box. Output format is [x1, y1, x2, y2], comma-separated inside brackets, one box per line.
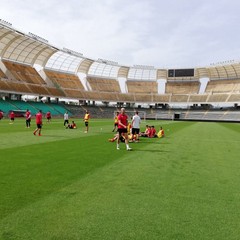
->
[85, 122, 89, 127]
[37, 124, 42, 128]
[118, 128, 127, 134]
[132, 128, 140, 134]
[119, 135, 125, 142]
[114, 123, 118, 126]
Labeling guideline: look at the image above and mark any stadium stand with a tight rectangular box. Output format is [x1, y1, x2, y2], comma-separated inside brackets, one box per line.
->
[87, 77, 121, 92]
[6, 100, 37, 113]
[0, 68, 7, 79]
[171, 95, 189, 102]
[0, 99, 69, 116]
[207, 94, 229, 102]
[3, 60, 46, 85]
[152, 94, 171, 103]
[135, 93, 153, 102]
[126, 80, 157, 94]
[228, 93, 240, 102]
[0, 99, 17, 113]
[97, 92, 120, 102]
[118, 93, 135, 102]
[166, 81, 200, 94]
[188, 94, 208, 103]
[6, 82, 32, 94]
[27, 85, 50, 96]
[63, 89, 85, 99]
[0, 79, 12, 91]
[46, 87, 65, 97]
[205, 79, 240, 93]
[49, 103, 71, 115]
[83, 91, 102, 101]
[45, 70, 84, 90]
[0, 22, 240, 123]
[154, 109, 240, 122]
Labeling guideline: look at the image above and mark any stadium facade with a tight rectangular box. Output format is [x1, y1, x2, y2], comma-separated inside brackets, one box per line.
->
[0, 19, 240, 110]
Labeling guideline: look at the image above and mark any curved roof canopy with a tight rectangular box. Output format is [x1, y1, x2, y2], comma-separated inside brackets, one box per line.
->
[0, 25, 56, 65]
[45, 51, 84, 73]
[2, 22, 240, 81]
[128, 67, 157, 81]
[88, 62, 120, 78]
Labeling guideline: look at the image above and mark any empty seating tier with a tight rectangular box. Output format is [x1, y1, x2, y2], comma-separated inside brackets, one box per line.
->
[207, 94, 229, 102]
[3, 60, 46, 85]
[87, 77, 121, 92]
[166, 81, 200, 94]
[205, 79, 240, 93]
[127, 81, 157, 94]
[0, 69, 7, 79]
[188, 94, 208, 102]
[45, 70, 84, 90]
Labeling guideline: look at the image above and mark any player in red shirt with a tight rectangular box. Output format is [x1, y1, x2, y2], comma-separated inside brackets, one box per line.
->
[25, 109, 31, 128]
[66, 121, 77, 129]
[0, 110, 3, 120]
[46, 111, 51, 123]
[33, 110, 43, 136]
[149, 126, 157, 138]
[9, 111, 15, 124]
[117, 108, 132, 151]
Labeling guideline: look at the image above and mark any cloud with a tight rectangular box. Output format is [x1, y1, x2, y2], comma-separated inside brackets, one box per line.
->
[1, 0, 240, 68]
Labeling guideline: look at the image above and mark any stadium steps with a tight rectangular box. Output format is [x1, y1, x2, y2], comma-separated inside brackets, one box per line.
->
[7, 100, 38, 114]
[49, 103, 71, 115]
[0, 99, 18, 113]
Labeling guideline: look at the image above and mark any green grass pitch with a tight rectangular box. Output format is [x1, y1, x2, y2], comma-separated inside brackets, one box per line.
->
[0, 118, 240, 240]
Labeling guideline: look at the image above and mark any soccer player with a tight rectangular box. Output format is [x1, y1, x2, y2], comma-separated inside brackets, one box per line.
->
[84, 110, 90, 133]
[131, 111, 141, 142]
[67, 121, 77, 129]
[117, 108, 132, 151]
[149, 126, 157, 138]
[0, 110, 3, 120]
[157, 126, 165, 138]
[64, 111, 69, 127]
[109, 133, 128, 143]
[9, 111, 15, 124]
[25, 109, 31, 128]
[46, 111, 51, 123]
[112, 112, 119, 132]
[33, 110, 43, 136]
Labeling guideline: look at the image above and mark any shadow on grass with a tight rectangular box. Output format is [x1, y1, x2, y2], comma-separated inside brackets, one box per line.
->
[146, 142, 170, 145]
[42, 135, 68, 138]
[134, 149, 169, 153]
[133, 141, 170, 144]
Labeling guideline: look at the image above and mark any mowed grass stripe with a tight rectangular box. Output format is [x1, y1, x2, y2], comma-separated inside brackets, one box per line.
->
[0, 121, 240, 240]
[0, 119, 112, 149]
[0, 131, 125, 219]
[0, 122, 193, 239]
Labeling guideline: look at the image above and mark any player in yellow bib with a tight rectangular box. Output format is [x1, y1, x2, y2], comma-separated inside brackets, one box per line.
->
[112, 112, 119, 132]
[84, 110, 90, 133]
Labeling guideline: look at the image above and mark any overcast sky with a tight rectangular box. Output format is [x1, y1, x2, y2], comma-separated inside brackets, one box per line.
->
[0, 0, 240, 68]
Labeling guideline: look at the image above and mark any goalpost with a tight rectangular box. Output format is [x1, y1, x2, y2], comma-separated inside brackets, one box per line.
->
[113, 110, 146, 122]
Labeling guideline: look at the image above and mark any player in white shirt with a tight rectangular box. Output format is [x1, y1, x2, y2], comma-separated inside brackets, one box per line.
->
[131, 111, 141, 142]
[63, 112, 69, 127]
